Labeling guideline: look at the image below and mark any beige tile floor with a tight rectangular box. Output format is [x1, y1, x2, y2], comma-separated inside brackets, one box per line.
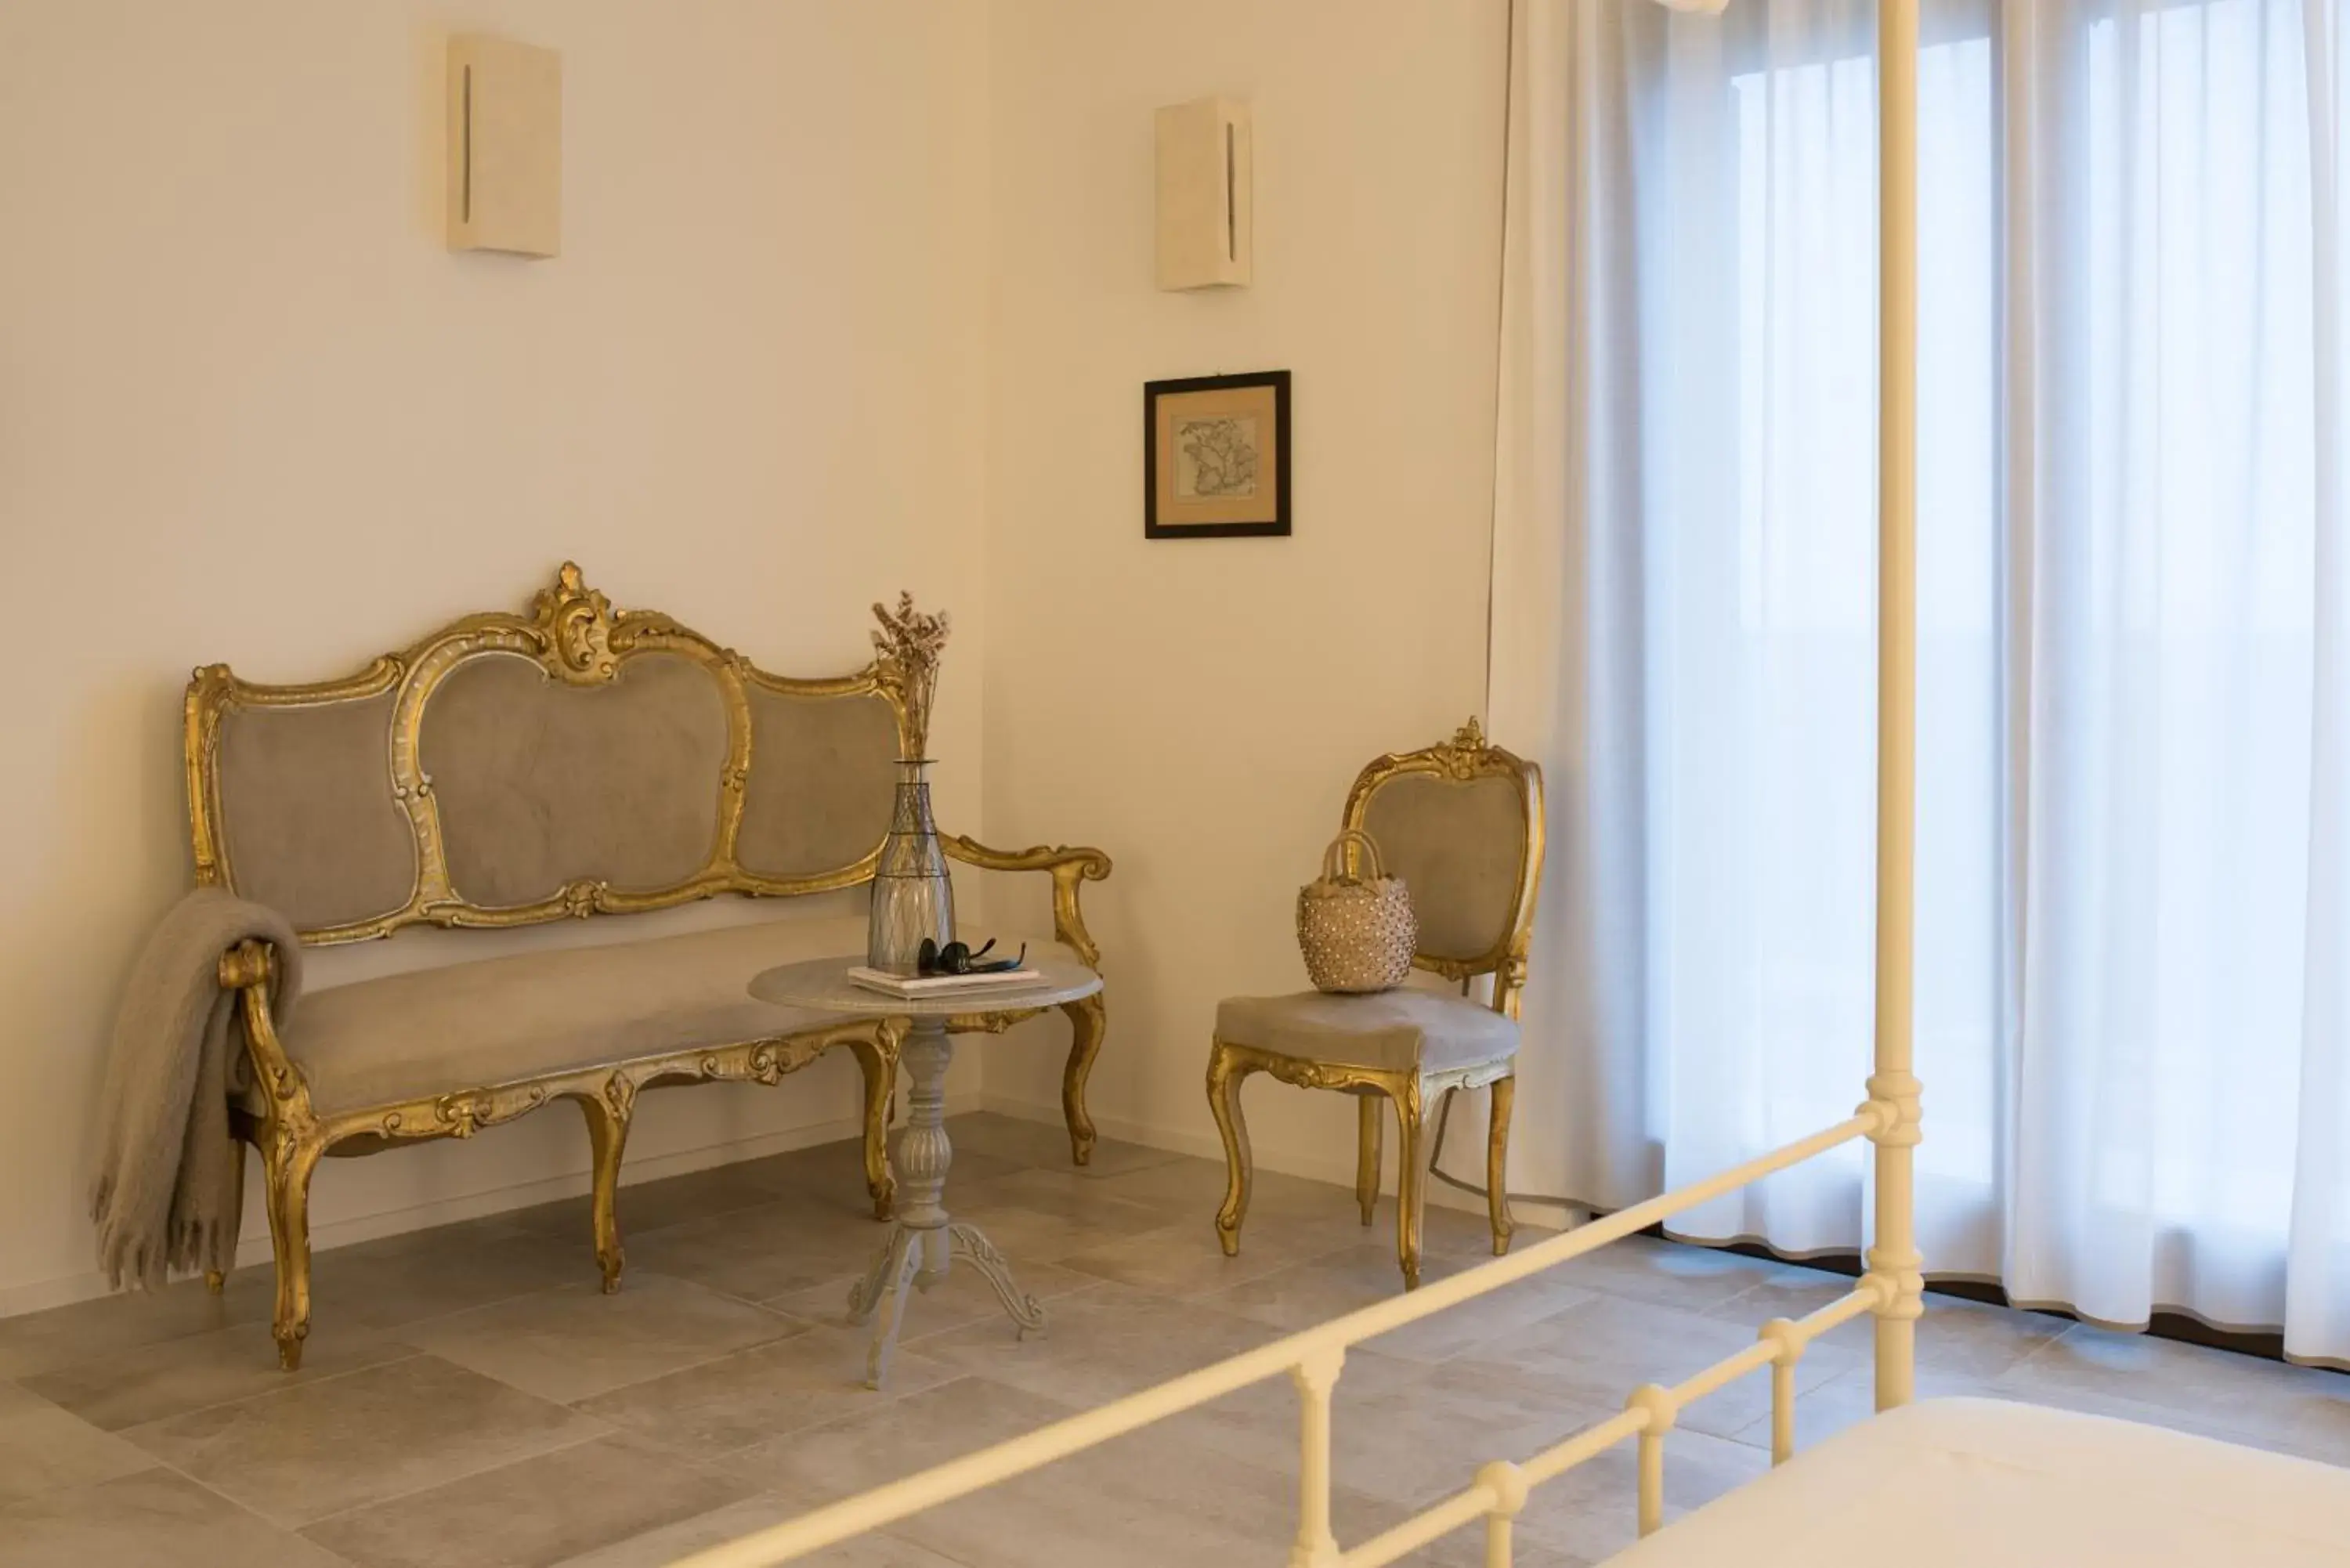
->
[3, 1111, 2346, 1566]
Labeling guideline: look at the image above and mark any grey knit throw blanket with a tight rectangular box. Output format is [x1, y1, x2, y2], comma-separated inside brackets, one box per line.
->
[89, 887, 302, 1291]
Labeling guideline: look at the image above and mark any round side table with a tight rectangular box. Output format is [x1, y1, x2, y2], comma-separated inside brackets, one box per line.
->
[748, 951, 1104, 1389]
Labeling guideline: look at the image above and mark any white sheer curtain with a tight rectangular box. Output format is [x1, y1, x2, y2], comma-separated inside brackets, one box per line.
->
[1491, 0, 2350, 1364]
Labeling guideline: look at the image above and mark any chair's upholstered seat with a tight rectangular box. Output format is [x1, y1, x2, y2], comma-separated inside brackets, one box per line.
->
[277, 916, 878, 1115]
[1214, 988, 1518, 1075]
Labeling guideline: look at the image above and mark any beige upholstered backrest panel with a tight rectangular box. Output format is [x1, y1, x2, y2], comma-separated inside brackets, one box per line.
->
[736, 686, 900, 879]
[1338, 721, 1544, 993]
[421, 652, 731, 909]
[1360, 771, 1530, 963]
[186, 564, 914, 945]
[213, 688, 418, 932]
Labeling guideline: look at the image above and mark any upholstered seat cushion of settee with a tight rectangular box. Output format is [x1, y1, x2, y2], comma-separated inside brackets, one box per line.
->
[1213, 988, 1518, 1076]
[272, 916, 881, 1115]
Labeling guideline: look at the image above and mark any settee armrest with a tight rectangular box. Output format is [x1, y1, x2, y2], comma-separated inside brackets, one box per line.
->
[218, 938, 310, 1113]
[939, 836, 1112, 966]
[938, 835, 1112, 1167]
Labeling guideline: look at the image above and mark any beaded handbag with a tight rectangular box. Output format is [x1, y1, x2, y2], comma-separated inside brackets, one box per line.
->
[1296, 829, 1419, 994]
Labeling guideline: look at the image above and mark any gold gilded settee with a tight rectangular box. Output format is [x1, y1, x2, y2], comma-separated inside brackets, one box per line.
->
[186, 564, 1110, 1370]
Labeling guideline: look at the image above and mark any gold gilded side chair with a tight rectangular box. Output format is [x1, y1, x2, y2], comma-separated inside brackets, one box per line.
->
[1207, 719, 1544, 1288]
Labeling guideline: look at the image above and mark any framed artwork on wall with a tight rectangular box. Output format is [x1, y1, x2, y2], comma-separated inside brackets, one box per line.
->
[1143, 370, 1291, 539]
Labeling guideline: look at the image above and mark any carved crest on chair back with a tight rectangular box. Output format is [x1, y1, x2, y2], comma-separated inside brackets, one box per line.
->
[536, 562, 620, 685]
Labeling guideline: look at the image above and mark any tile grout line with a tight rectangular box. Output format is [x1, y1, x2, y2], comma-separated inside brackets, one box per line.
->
[288, 1421, 623, 1537]
[114, 1349, 577, 1538]
[92, 1346, 435, 1443]
[545, 1318, 820, 1414]
[60, 1422, 378, 1564]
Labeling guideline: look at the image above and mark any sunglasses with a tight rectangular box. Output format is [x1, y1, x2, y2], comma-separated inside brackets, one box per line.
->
[916, 937, 1029, 977]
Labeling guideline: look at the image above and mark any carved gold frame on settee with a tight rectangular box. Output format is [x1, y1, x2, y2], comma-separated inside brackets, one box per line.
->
[1207, 718, 1546, 1291]
[186, 564, 1112, 1370]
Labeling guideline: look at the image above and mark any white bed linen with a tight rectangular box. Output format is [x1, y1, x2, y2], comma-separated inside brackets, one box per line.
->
[1603, 1397, 2350, 1567]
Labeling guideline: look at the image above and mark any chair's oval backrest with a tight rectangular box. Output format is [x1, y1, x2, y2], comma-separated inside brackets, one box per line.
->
[1341, 719, 1545, 1011]
[186, 563, 913, 945]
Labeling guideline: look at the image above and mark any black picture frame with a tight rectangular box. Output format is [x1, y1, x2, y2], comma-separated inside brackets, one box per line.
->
[1143, 370, 1292, 539]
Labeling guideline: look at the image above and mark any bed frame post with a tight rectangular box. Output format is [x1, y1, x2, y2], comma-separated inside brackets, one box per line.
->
[1288, 1348, 1345, 1567]
[1867, 0, 1926, 1414]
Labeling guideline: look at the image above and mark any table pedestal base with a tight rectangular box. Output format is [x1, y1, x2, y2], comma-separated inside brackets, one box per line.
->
[844, 1015, 1045, 1389]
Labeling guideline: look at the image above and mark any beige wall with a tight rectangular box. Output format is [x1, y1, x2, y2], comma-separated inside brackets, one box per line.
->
[0, 1, 990, 1309]
[0, 0, 1516, 1313]
[978, 3, 1510, 1189]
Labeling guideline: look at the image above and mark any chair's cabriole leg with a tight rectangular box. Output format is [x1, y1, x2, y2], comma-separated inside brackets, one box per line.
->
[1058, 992, 1106, 1167]
[1354, 1093, 1382, 1227]
[1487, 1073, 1517, 1256]
[261, 1131, 321, 1371]
[1206, 1041, 1255, 1255]
[579, 1076, 634, 1293]
[1390, 1075, 1425, 1289]
[851, 1028, 900, 1220]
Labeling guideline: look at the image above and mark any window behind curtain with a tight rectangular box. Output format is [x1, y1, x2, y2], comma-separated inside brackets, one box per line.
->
[1640, 0, 2328, 1297]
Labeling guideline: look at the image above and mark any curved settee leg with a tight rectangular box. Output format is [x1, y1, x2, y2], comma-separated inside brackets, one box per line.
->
[1059, 994, 1106, 1167]
[1206, 1040, 1256, 1255]
[851, 1031, 898, 1221]
[577, 1078, 634, 1293]
[262, 1133, 322, 1371]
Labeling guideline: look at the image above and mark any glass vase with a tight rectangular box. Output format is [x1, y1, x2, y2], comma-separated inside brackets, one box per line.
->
[867, 758, 955, 975]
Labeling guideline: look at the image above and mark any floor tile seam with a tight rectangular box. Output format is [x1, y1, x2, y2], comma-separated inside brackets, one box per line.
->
[520, 1192, 817, 1247]
[1967, 1320, 2054, 1382]
[0, 1433, 168, 1512]
[629, 1253, 846, 1310]
[284, 1420, 623, 1537]
[0, 1317, 265, 1387]
[11, 1317, 396, 1407]
[653, 1415, 888, 1480]
[899, 1272, 1120, 1329]
[1697, 1276, 1790, 1324]
[398, 1270, 806, 1349]
[77, 1436, 376, 1562]
[707, 1371, 1097, 1488]
[102, 1347, 435, 1441]
[881, 1522, 992, 1568]
[1058, 1227, 1379, 1288]
[345, 1270, 621, 1338]
[0, 1374, 77, 1418]
[597, 1269, 831, 1323]
[548, 1321, 841, 1413]
[1062, 1149, 1191, 1180]
[570, 1496, 978, 1568]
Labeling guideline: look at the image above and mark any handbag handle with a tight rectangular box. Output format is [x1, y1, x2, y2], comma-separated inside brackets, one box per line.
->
[1319, 829, 1388, 885]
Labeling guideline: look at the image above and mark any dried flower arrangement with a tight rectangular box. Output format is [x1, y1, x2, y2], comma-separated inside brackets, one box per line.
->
[871, 593, 951, 760]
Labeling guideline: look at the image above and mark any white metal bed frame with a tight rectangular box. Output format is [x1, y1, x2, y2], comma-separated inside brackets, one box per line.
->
[674, 1, 1925, 1562]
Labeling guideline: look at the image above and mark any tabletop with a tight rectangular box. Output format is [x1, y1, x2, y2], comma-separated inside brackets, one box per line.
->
[748, 946, 1102, 1017]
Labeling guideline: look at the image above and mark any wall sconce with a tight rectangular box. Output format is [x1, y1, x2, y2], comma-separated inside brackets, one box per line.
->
[1155, 97, 1252, 291]
[446, 34, 562, 258]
